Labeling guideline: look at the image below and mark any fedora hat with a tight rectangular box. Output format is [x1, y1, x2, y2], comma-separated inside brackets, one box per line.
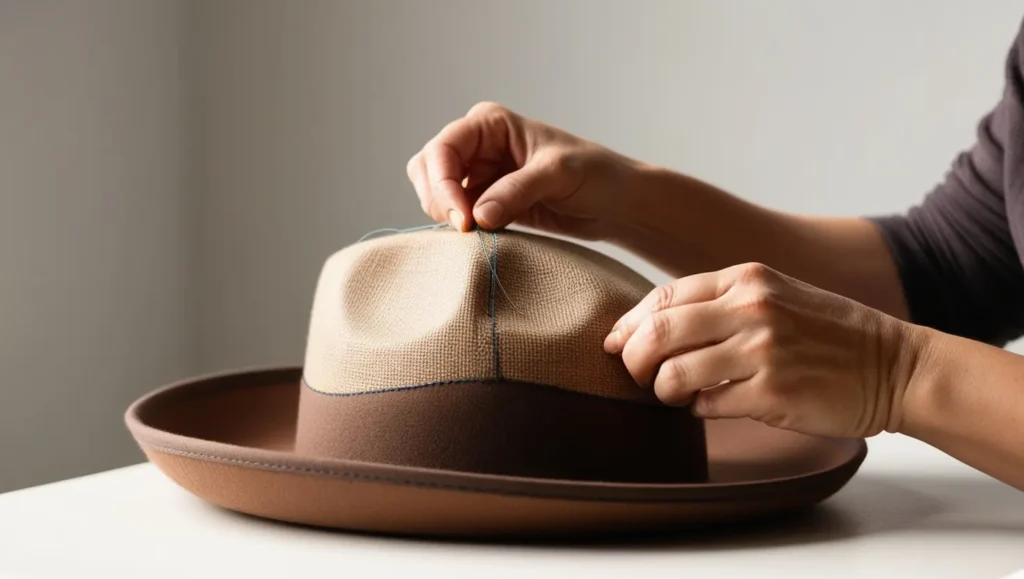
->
[125, 227, 866, 538]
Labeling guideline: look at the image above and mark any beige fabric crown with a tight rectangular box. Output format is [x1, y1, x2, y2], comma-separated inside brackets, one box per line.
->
[302, 227, 659, 404]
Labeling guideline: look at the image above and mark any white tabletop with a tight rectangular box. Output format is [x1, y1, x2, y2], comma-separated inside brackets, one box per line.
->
[1, 433, 1022, 579]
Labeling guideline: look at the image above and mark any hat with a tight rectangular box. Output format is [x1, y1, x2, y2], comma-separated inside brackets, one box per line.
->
[125, 227, 865, 538]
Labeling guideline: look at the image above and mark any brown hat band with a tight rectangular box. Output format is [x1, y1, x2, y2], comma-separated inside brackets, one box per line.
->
[295, 378, 709, 484]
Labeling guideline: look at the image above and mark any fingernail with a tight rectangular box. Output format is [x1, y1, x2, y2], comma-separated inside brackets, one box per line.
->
[474, 201, 503, 228]
[447, 209, 465, 231]
[603, 329, 623, 353]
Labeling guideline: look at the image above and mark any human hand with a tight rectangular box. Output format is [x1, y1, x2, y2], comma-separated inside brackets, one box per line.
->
[603, 262, 923, 439]
[406, 102, 643, 240]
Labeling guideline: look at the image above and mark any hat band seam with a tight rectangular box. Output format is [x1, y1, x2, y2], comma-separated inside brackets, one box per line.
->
[298, 376, 661, 405]
[301, 376, 494, 397]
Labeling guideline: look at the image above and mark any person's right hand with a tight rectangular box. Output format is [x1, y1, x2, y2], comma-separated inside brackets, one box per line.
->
[406, 102, 644, 240]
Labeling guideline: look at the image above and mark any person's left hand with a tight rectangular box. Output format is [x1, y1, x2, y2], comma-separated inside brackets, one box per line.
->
[603, 262, 922, 439]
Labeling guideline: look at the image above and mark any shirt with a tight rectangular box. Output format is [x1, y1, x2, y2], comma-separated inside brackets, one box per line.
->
[872, 18, 1024, 347]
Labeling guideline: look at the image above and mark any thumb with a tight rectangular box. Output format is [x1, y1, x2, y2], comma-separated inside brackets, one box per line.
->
[471, 162, 563, 230]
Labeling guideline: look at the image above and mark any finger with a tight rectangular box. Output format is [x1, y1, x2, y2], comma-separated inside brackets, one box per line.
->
[424, 137, 474, 232]
[407, 153, 435, 219]
[619, 301, 742, 388]
[604, 272, 728, 353]
[651, 335, 758, 406]
[471, 159, 562, 230]
[464, 157, 503, 189]
[691, 379, 761, 419]
[422, 106, 518, 232]
[463, 159, 504, 200]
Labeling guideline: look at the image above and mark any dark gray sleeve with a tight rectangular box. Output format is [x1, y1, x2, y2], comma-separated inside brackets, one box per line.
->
[870, 23, 1024, 347]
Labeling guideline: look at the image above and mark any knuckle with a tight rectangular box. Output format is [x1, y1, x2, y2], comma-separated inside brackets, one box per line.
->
[658, 357, 689, 388]
[652, 283, 677, 311]
[424, 138, 446, 160]
[755, 286, 778, 309]
[422, 195, 439, 218]
[734, 283, 778, 319]
[434, 119, 464, 145]
[746, 373, 789, 427]
[657, 386, 691, 407]
[501, 174, 526, 199]
[654, 363, 692, 406]
[467, 101, 508, 117]
[749, 327, 779, 361]
[645, 311, 675, 346]
[538, 149, 577, 174]
[737, 262, 774, 285]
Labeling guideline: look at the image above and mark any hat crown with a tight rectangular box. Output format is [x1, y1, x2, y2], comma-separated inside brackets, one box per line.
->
[302, 227, 658, 403]
[294, 227, 708, 484]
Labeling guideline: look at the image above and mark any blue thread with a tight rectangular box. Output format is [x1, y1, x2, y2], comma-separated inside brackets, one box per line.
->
[303, 376, 494, 397]
[490, 231, 501, 379]
[473, 229, 507, 379]
[351, 223, 512, 384]
[356, 223, 448, 243]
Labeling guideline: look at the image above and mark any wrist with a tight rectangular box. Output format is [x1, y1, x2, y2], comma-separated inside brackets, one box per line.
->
[888, 322, 944, 438]
[601, 162, 686, 244]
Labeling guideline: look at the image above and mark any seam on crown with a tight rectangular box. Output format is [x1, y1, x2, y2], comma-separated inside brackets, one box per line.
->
[302, 377, 493, 397]
[490, 231, 502, 380]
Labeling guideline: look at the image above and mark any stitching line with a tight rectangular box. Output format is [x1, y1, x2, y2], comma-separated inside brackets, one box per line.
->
[142, 443, 767, 504]
[300, 376, 660, 407]
[147, 443, 533, 497]
[302, 377, 495, 397]
[490, 231, 501, 379]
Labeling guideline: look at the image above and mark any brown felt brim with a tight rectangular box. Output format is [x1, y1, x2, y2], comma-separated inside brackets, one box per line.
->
[125, 367, 867, 538]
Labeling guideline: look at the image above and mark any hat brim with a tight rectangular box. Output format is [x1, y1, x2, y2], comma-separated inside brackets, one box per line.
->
[126, 366, 867, 539]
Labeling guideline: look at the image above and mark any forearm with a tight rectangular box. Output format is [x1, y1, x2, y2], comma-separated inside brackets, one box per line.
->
[607, 165, 909, 319]
[900, 326, 1024, 491]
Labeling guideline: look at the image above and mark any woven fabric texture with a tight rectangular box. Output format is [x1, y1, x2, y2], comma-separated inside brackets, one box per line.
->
[302, 228, 657, 403]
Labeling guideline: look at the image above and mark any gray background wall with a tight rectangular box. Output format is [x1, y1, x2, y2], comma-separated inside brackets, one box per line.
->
[0, 0, 194, 493]
[1, 0, 1021, 493]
